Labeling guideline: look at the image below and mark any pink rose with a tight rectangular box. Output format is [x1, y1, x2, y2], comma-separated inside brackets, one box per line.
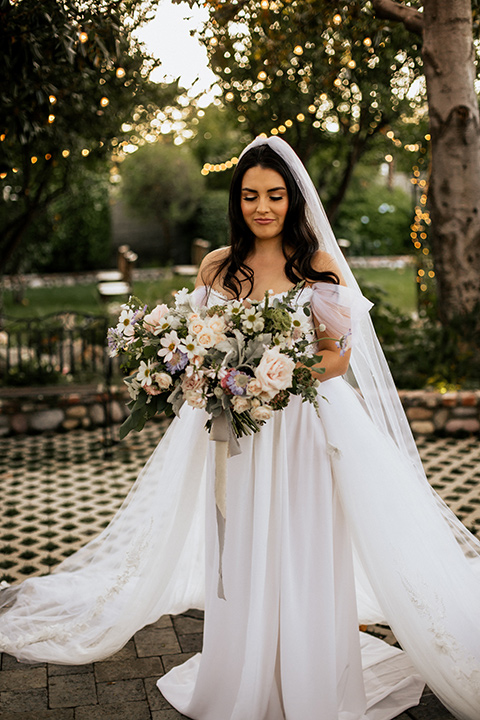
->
[196, 327, 216, 348]
[144, 384, 163, 396]
[207, 315, 225, 334]
[182, 372, 205, 393]
[152, 372, 172, 390]
[185, 390, 207, 408]
[251, 404, 273, 422]
[144, 304, 169, 332]
[254, 347, 295, 400]
[232, 396, 251, 413]
[247, 378, 263, 396]
[189, 314, 206, 336]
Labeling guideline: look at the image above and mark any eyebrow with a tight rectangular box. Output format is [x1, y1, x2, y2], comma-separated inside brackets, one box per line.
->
[241, 186, 286, 192]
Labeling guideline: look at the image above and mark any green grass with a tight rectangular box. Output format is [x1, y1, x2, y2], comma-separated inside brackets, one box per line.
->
[352, 266, 417, 314]
[2, 267, 417, 318]
[2, 275, 196, 319]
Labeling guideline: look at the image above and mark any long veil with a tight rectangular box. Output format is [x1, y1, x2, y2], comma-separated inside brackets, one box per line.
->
[242, 135, 480, 562]
[1, 135, 480, 720]
[238, 137, 480, 720]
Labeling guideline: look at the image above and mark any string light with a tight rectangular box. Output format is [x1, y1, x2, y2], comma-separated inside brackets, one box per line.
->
[293, 46, 303, 56]
[100, 97, 109, 107]
[48, 115, 55, 124]
[116, 67, 126, 79]
[201, 95, 430, 177]
[49, 95, 57, 104]
[79, 31, 88, 43]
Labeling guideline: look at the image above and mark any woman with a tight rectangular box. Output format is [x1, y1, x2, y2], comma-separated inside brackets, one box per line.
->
[1, 137, 480, 720]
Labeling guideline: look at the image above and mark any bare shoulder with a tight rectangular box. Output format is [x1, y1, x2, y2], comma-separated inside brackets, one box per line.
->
[195, 246, 231, 288]
[311, 249, 347, 286]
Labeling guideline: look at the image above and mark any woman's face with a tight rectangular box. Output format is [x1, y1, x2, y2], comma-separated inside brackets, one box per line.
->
[240, 165, 289, 244]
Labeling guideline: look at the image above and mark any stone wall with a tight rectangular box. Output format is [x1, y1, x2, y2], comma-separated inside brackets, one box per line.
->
[398, 389, 480, 436]
[0, 385, 479, 437]
[0, 385, 130, 437]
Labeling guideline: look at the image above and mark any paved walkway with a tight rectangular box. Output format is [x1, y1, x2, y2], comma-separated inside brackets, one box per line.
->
[1, 424, 479, 719]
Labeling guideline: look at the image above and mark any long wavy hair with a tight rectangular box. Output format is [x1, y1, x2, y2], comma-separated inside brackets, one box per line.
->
[206, 143, 339, 298]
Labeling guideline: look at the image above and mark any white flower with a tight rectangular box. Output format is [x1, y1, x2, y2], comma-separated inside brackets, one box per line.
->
[137, 360, 154, 386]
[291, 309, 310, 338]
[174, 287, 191, 308]
[158, 330, 181, 362]
[226, 300, 244, 318]
[180, 334, 203, 359]
[232, 395, 251, 413]
[251, 404, 273, 422]
[117, 308, 135, 337]
[166, 314, 181, 330]
[242, 308, 264, 332]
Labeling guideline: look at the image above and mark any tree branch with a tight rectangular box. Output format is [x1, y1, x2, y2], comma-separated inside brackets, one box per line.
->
[371, 0, 424, 36]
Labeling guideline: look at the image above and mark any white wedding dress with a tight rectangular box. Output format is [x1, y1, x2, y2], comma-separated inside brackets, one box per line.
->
[1, 283, 480, 720]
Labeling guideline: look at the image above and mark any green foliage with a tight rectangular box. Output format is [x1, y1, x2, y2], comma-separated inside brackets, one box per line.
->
[363, 282, 480, 389]
[188, 105, 245, 190]
[333, 168, 414, 255]
[181, 0, 427, 216]
[196, 190, 230, 249]
[0, 0, 177, 273]
[10, 167, 111, 273]
[120, 142, 205, 263]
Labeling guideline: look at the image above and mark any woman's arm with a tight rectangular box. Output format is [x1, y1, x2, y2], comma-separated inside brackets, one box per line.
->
[308, 250, 351, 382]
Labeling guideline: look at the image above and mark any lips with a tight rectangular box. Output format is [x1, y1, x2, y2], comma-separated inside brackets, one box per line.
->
[254, 218, 274, 224]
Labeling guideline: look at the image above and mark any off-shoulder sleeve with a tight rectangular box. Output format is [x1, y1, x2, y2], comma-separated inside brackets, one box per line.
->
[189, 285, 209, 307]
[310, 283, 373, 346]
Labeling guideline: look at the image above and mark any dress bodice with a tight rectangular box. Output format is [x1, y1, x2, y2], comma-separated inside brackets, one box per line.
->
[190, 283, 373, 347]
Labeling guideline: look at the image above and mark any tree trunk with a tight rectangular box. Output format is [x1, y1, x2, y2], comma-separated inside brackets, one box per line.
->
[422, 0, 480, 324]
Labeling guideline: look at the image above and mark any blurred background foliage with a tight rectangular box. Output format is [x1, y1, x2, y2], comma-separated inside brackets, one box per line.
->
[1, 0, 480, 389]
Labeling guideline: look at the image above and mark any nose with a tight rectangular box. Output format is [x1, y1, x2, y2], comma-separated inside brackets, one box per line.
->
[256, 195, 270, 213]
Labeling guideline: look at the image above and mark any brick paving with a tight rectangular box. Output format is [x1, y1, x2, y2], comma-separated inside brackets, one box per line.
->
[2, 425, 479, 719]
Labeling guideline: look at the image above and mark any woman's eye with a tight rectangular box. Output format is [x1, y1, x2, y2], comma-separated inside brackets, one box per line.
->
[243, 196, 256, 202]
[270, 196, 283, 201]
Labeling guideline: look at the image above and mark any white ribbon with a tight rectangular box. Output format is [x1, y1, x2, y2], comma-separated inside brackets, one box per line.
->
[210, 412, 241, 599]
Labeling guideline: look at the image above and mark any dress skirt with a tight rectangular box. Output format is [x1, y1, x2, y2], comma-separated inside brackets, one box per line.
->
[158, 394, 423, 720]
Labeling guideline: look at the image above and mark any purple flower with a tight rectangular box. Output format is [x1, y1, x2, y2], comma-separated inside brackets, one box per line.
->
[335, 330, 352, 357]
[165, 350, 189, 373]
[222, 369, 250, 396]
[107, 327, 127, 357]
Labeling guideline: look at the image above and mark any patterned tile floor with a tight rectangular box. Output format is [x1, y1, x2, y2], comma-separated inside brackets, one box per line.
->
[1, 429, 479, 584]
[1, 426, 479, 719]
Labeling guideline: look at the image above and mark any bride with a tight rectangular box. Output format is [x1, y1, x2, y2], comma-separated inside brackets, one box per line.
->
[1, 136, 480, 720]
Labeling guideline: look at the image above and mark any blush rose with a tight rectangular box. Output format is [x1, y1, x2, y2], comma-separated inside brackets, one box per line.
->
[254, 347, 295, 400]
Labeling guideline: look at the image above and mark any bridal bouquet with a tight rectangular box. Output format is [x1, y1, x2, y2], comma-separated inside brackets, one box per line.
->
[107, 285, 329, 441]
